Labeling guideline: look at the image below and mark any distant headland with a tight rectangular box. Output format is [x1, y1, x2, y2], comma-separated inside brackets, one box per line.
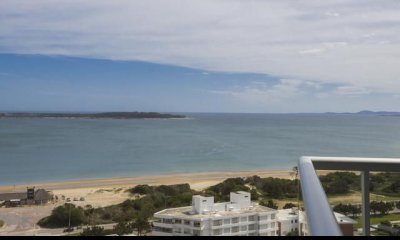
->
[0, 112, 186, 119]
[324, 110, 400, 116]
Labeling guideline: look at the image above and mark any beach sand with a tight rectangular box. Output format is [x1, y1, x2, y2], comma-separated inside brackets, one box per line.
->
[0, 170, 295, 208]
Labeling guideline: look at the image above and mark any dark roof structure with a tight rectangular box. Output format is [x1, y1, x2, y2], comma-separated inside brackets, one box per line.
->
[0, 192, 27, 201]
[0, 189, 53, 202]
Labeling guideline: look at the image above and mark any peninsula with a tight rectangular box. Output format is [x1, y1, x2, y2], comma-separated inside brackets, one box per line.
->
[0, 112, 186, 119]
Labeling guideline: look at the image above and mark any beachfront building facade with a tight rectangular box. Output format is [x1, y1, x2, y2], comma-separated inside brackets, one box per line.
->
[153, 191, 278, 236]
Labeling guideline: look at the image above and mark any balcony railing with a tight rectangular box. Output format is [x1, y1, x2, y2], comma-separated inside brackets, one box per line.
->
[298, 156, 400, 236]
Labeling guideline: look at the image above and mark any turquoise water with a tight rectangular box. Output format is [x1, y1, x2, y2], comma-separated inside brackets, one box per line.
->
[1, 113, 400, 185]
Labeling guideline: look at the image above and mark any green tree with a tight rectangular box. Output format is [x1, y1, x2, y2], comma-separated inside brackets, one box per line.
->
[207, 178, 249, 201]
[286, 231, 299, 236]
[370, 201, 394, 215]
[113, 221, 134, 236]
[130, 185, 153, 195]
[38, 203, 85, 228]
[250, 189, 260, 201]
[320, 172, 358, 195]
[134, 212, 151, 236]
[380, 220, 392, 227]
[81, 225, 105, 236]
[260, 200, 278, 210]
[84, 205, 95, 225]
[283, 203, 297, 209]
[349, 205, 361, 217]
[334, 204, 350, 216]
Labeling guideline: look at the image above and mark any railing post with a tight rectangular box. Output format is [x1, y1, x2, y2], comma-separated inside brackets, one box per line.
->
[361, 171, 370, 236]
[299, 156, 400, 236]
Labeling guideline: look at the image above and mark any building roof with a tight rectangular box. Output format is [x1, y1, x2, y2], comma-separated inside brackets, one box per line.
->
[155, 202, 276, 220]
[277, 210, 357, 225]
[0, 192, 27, 201]
[0, 189, 53, 202]
[276, 208, 300, 221]
[333, 212, 357, 224]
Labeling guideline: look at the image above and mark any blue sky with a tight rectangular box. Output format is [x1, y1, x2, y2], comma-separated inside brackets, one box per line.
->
[1, 1, 400, 113]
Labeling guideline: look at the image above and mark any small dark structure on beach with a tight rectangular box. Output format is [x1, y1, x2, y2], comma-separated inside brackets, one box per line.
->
[0, 187, 54, 207]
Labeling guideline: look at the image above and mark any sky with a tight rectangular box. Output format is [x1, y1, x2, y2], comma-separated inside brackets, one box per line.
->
[1, 0, 400, 113]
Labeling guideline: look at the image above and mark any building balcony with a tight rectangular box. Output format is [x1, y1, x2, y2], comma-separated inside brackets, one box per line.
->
[298, 156, 400, 236]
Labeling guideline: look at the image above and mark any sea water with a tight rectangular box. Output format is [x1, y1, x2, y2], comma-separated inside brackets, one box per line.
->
[1, 113, 400, 185]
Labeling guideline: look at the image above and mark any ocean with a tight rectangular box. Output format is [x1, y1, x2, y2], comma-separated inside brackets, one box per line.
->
[1, 113, 400, 185]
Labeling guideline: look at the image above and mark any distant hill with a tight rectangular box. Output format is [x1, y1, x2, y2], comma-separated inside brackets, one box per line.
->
[324, 111, 400, 116]
[356, 110, 400, 116]
[0, 112, 186, 119]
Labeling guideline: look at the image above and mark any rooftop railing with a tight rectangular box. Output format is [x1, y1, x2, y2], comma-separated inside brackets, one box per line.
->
[298, 156, 400, 236]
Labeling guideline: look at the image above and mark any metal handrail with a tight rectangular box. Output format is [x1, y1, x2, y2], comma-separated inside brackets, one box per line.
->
[298, 157, 342, 236]
[298, 156, 400, 236]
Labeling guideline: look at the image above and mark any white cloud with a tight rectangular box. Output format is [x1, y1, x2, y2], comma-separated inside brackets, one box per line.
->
[325, 11, 341, 17]
[299, 48, 326, 55]
[1, 0, 400, 95]
[210, 79, 315, 106]
[209, 79, 396, 113]
[334, 86, 370, 96]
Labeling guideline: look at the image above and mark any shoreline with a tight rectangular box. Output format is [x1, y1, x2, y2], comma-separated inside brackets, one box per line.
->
[0, 169, 294, 193]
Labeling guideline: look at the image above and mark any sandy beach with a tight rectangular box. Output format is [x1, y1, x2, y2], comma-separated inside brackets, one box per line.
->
[0, 169, 347, 236]
[0, 170, 294, 208]
[0, 169, 297, 235]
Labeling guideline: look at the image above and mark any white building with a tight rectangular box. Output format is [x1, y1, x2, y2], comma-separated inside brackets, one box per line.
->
[276, 209, 357, 236]
[276, 208, 300, 236]
[153, 191, 278, 236]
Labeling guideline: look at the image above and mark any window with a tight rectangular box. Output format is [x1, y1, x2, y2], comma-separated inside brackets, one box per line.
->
[224, 228, 230, 234]
[213, 229, 222, 235]
[154, 227, 172, 233]
[232, 217, 239, 224]
[240, 217, 247, 222]
[271, 214, 276, 220]
[193, 230, 201, 236]
[213, 220, 223, 226]
[184, 228, 191, 234]
[193, 221, 201, 227]
[163, 219, 173, 224]
[259, 215, 268, 221]
[223, 219, 230, 225]
[248, 215, 256, 222]
[184, 220, 191, 225]
[270, 222, 275, 228]
[240, 225, 247, 232]
[232, 226, 240, 233]
[174, 219, 182, 224]
[248, 224, 256, 231]
[259, 224, 268, 230]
